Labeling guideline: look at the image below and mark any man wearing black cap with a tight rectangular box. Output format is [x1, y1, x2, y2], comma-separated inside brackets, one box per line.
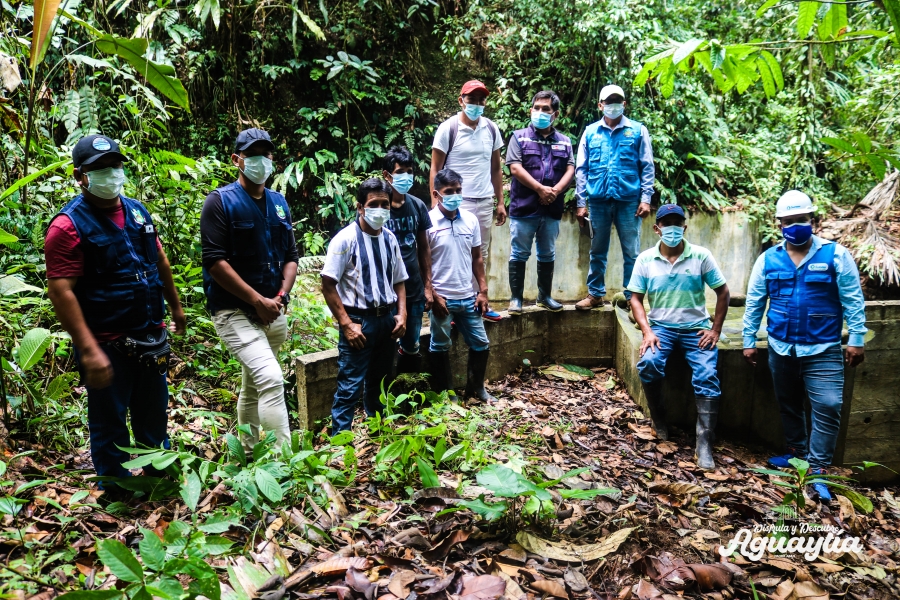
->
[46, 134, 186, 489]
[201, 128, 299, 454]
[626, 204, 730, 470]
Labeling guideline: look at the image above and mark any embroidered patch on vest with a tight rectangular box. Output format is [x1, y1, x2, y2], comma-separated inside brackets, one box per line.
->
[808, 263, 828, 272]
[131, 207, 145, 224]
[275, 205, 286, 219]
[624, 129, 634, 137]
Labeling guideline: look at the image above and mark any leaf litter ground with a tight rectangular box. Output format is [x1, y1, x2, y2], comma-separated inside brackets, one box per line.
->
[2, 363, 899, 600]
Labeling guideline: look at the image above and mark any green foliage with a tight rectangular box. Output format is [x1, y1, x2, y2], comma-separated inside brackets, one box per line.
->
[753, 457, 872, 514]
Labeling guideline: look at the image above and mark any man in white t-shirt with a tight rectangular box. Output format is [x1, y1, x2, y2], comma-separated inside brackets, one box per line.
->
[426, 168, 495, 403]
[429, 80, 506, 322]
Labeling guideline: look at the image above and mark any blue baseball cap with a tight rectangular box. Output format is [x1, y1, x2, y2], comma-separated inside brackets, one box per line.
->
[234, 128, 275, 153]
[656, 204, 686, 221]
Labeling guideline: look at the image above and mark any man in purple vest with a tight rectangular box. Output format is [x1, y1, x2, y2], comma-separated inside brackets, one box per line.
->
[505, 91, 575, 313]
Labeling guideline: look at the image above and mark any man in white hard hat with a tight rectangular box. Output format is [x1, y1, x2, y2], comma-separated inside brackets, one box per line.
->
[742, 190, 867, 503]
[574, 84, 655, 310]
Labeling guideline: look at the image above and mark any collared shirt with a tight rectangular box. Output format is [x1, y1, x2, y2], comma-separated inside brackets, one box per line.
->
[433, 114, 503, 199]
[574, 115, 654, 207]
[627, 239, 726, 330]
[321, 221, 408, 310]
[742, 236, 867, 356]
[426, 206, 482, 300]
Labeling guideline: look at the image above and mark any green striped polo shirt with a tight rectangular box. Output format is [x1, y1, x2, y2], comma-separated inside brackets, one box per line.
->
[626, 239, 726, 330]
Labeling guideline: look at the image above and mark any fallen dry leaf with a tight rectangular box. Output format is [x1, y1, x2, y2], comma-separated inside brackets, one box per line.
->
[531, 579, 568, 598]
[309, 556, 371, 576]
[422, 528, 471, 561]
[648, 482, 705, 496]
[516, 527, 636, 562]
[387, 569, 416, 599]
[458, 574, 506, 600]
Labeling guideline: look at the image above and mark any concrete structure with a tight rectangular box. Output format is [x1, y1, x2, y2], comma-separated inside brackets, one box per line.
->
[295, 302, 900, 484]
[486, 210, 759, 302]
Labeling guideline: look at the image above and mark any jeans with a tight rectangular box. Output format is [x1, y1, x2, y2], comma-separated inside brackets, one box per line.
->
[399, 300, 426, 355]
[768, 344, 844, 470]
[82, 344, 170, 481]
[637, 325, 721, 397]
[333, 311, 396, 433]
[509, 216, 560, 263]
[587, 197, 641, 298]
[429, 296, 491, 352]
[461, 197, 494, 293]
[213, 310, 290, 453]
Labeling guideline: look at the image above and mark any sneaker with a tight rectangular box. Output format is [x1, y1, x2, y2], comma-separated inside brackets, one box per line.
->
[482, 309, 502, 322]
[809, 468, 832, 502]
[768, 447, 805, 469]
[575, 295, 607, 311]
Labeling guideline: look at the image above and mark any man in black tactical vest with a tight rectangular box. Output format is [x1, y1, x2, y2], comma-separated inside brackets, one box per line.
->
[201, 128, 299, 455]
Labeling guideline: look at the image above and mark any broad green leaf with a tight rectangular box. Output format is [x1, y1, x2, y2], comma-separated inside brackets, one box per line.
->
[121, 453, 164, 469]
[757, 57, 776, 98]
[225, 433, 245, 465]
[835, 488, 874, 513]
[0, 497, 26, 516]
[883, 0, 900, 45]
[0, 227, 17, 245]
[98, 539, 144, 583]
[441, 443, 465, 463]
[633, 60, 655, 87]
[94, 35, 190, 111]
[70, 490, 90, 504]
[659, 59, 676, 98]
[0, 159, 70, 201]
[434, 438, 447, 466]
[863, 154, 887, 181]
[146, 577, 183, 600]
[0, 462, 5, 477]
[821, 136, 857, 155]
[788, 457, 810, 476]
[562, 364, 594, 378]
[476, 464, 551, 501]
[202, 535, 234, 555]
[46, 372, 77, 400]
[294, 8, 325, 40]
[198, 510, 240, 533]
[30, 0, 62, 69]
[180, 470, 202, 511]
[254, 468, 283, 503]
[16, 328, 52, 372]
[459, 497, 508, 521]
[138, 528, 166, 571]
[0, 275, 42, 296]
[818, 6, 834, 41]
[559, 488, 620, 500]
[832, 3, 848, 36]
[852, 132, 872, 153]
[65, 54, 114, 69]
[796, 1, 818, 38]
[756, 0, 778, 18]
[760, 51, 783, 90]
[151, 453, 179, 471]
[15, 479, 52, 494]
[673, 38, 705, 65]
[415, 457, 440, 488]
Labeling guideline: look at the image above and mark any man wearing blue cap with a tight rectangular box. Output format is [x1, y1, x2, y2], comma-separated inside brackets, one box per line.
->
[742, 191, 866, 502]
[202, 128, 299, 454]
[627, 204, 730, 470]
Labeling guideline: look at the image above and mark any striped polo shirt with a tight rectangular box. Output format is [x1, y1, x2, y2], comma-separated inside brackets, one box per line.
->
[321, 220, 408, 310]
[626, 240, 726, 330]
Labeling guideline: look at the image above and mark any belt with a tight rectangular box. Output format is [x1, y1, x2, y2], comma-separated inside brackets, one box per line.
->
[346, 303, 397, 317]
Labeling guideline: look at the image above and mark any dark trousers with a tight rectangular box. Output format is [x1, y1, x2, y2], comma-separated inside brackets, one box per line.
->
[80, 344, 170, 481]
[332, 311, 396, 433]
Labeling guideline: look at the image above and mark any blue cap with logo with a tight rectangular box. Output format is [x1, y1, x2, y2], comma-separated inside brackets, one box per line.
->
[234, 128, 275, 153]
[655, 203, 686, 221]
[72, 135, 127, 169]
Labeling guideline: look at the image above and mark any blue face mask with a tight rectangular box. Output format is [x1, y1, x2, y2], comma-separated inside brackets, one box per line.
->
[660, 225, 685, 248]
[439, 192, 463, 211]
[464, 103, 485, 120]
[390, 173, 413, 194]
[782, 223, 813, 246]
[531, 110, 553, 130]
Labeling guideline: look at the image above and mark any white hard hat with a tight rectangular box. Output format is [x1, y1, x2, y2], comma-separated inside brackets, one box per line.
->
[599, 85, 626, 102]
[775, 190, 814, 218]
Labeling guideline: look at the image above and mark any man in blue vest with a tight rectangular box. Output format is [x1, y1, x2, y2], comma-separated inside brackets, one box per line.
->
[505, 90, 575, 314]
[574, 84, 655, 310]
[743, 191, 867, 502]
[46, 134, 186, 490]
[201, 128, 299, 454]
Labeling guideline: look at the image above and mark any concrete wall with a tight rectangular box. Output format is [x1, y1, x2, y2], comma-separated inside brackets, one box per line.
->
[485, 210, 760, 302]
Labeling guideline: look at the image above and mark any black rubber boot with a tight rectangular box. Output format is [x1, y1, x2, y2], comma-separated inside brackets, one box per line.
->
[536, 261, 563, 311]
[464, 349, 496, 403]
[695, 396, 720, 470]
[641, 379, 668, 441]
[395, 348, 422, 375]
[507, 260, 526, 314]
[428, 351, 453, 395]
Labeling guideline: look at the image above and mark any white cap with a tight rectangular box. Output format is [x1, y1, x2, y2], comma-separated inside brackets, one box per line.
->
[599, 85, 626, 102]
[775, 190, 814, 218]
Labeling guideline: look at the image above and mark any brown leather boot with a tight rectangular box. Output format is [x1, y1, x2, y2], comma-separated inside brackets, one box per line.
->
[575, 295, 606, 311]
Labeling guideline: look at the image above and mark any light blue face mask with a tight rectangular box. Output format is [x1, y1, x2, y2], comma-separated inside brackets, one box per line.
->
[390, 173, 414, 194]
[603, 103, 625, 119]
[531, 110, 553, 130]
[660, 225, 685, 248]
[464, 103, 485, 120]
[439, 192, 463, 211]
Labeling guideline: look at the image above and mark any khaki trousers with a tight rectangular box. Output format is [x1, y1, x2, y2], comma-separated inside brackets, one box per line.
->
[461, 196, 494, 293]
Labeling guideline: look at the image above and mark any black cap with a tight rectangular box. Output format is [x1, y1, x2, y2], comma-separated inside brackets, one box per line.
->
[656, 203, 686, 221]
[234, 128, 275, 153]
[72, 135, 127, 169]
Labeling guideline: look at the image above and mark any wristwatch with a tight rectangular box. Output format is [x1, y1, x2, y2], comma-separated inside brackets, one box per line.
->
[277, 290, 291, 307]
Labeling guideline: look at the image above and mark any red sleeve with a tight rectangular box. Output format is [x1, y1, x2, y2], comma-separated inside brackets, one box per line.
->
[45, 215, 85, 278]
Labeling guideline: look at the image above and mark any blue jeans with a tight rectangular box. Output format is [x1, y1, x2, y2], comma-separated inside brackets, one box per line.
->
[587, 197, 641, 298]
[768, 345, 844, 470]
[399, 300, 426, 355]
[509, 216, 561, 263]
[81, 344, 170, 481]
[637, 325, 721, 397]
[333, 311, 396, 433]
[429, 296, 490, 352]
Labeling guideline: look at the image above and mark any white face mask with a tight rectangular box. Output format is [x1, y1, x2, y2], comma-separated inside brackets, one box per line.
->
[603, 103, 625, 119]
[363, 207, 390, 230]
[83, 167, 126, 200]
[240, 155, 273, 184]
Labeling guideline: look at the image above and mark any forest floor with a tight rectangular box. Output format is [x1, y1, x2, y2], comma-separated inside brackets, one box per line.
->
[2, 364, 899, 600]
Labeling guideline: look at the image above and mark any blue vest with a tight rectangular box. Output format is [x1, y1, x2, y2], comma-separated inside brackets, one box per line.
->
[509, 125, 573, 219]
[583, 119, 644, 201]
[764, 241, 843, 345]
[203, 181, 293, 314]
[54, 194, 165, 335]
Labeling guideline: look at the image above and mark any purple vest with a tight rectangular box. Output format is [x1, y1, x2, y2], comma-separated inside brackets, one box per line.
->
[509, 124, 573, 219]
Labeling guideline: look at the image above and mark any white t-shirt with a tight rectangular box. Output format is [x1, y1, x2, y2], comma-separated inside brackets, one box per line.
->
[432, 114, 503, 199]
[426, 206, 482, 300]
[321, 221, 408, 310]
